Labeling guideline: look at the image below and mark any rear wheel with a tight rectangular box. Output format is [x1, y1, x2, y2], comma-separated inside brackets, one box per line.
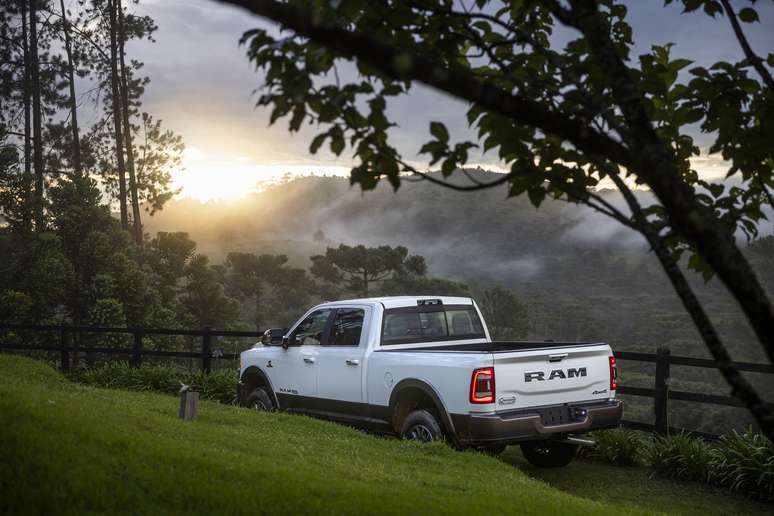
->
[400, 410, 444, 442]
[520, 440, 577, 467]
[244, 387, 274, 412]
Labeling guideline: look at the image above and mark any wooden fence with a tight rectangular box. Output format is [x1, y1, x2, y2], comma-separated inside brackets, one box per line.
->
[1, 323, 772, 438]
[0, 323, 263, 373]
[615, 348, 774, 439]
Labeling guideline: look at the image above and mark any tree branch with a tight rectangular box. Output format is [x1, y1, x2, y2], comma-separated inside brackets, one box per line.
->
[217, 0, 774, 367]
[216, 0, 634, 169]
[719, 0, 774, 91]
[608, 171, 774, 438]
[551, 0, 774, 366]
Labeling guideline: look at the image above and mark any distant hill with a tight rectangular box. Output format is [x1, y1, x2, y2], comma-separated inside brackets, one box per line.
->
[145, 172, 770, 361]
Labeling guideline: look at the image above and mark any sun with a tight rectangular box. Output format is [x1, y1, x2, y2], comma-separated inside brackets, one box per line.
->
[174, 148, 350, 202]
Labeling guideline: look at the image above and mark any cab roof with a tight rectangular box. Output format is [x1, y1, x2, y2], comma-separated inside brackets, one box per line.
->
[322, 296, 475, 310]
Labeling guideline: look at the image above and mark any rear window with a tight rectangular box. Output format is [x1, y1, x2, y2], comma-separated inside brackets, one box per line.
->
[381, 305, 485, 345]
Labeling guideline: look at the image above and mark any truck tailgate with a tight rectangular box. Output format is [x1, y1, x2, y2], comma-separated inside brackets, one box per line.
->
[493, 343, 613, 410]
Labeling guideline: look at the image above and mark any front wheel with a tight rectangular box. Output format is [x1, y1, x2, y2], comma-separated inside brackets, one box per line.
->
[520, 440, 578, 468]
[400, 410, 444, 442]
[243, 387, 274, 412]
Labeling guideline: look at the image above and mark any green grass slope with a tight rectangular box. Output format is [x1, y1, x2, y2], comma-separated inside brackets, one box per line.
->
[0, 356, 769, 515]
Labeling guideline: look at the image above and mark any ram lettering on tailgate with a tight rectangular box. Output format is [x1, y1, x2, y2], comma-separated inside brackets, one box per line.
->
[524, 367, 587, 382]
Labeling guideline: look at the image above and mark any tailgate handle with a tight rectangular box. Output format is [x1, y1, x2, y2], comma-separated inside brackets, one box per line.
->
[548, 353, 568, 362]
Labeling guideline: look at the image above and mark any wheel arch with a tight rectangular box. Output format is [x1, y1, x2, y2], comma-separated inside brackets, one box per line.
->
[388, 378, 458, 444]
[240, 366, 279, 408]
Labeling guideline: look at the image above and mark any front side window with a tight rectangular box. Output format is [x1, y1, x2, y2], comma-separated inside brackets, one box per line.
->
[290, 309, 332, 346]
[328, 308, 365, 346]
[381, 305, 485, 345]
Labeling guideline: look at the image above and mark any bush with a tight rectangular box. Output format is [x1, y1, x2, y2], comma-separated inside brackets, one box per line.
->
[74, 362, 238, 405]
[647, 433, 714, 482]
[709, 429, 774, 500]
[583, 428, 647, 466]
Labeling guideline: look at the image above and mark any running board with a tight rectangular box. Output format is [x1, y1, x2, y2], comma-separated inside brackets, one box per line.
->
[557, 435, 595, 447]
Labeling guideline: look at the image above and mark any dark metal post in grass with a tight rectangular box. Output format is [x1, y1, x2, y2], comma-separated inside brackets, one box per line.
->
[202, 327, 211, 374]
[132, 331, 143, 368]
[60, 327, 70, 373]
[655, 347, 671, 436]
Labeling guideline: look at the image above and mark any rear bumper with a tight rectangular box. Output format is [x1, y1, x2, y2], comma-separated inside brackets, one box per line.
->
[451, 399, 623, 446]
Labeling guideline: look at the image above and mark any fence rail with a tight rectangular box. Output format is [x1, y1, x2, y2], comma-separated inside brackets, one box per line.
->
[614, 349, 774, 439]
[0, 323, 263, 373]
[1, 324, 772, 438]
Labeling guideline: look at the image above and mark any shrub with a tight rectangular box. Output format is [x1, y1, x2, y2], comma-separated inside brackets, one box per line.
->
[709, 429, 774, 500]
[74, 362, 238, 405]
[582, 428, 647, 466]
[647, 433, 713, 482]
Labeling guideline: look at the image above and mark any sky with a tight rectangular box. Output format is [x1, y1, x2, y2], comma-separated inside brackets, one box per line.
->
[121, 0, 774, 201]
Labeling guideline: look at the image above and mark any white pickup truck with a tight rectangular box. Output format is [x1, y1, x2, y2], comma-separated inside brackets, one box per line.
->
[238, 296, 622, 467]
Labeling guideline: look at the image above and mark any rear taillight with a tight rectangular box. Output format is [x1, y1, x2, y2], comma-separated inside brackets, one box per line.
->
[470, 367, 495, 404]
[609, 356, 618, 391]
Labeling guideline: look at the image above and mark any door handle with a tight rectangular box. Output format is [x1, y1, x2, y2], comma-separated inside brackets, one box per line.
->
[345, 359, 360, 366]
[548, 353, 568, 362]
[303, 357, 316, 364]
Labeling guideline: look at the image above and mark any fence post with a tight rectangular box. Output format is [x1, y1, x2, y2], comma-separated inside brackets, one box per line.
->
[132, 331, 143, 368]
[654, 347, 671, 436]
[202, 327, 211, 374]
[60, 327, 70, 373]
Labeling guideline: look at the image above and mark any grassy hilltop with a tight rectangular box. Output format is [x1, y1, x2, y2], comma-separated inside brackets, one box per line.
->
[1, 355, 771, 515]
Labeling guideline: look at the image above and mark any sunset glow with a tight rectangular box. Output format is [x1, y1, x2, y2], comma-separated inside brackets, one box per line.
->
[175, 147, 351, 201]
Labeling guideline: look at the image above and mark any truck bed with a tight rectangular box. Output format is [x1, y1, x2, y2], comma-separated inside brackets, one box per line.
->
[382, 341, 601, 353]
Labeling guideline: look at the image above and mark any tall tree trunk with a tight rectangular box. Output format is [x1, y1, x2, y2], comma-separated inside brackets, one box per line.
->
[28, 0, 44, 229]
[107, 0, 128, 230]
[609, 174, 774, 441]
[116, 0, 143, 246]
[59, 0, 82, 176]
[20, 0, 32, 233]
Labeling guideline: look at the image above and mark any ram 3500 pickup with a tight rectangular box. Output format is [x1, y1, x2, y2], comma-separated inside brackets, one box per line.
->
[238, 296, 622, 467]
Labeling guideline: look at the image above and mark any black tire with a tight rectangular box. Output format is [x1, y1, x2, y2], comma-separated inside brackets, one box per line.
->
[520, 440, 578, 468]
[244, 387, 274, 411]
[400, 409, 444, 442]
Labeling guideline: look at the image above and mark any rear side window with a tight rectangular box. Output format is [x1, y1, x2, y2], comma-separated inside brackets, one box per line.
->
[381, 305, 485, 345]
[328, 308, 365, 346]
[446, 308, 484, 336]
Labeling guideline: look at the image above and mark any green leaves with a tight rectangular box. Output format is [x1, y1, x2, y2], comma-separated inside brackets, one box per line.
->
[738, 7, 759, 23]
[329, 126, 345, 156]
[429, 121, 449, 143]
[309, 133, 328, 154]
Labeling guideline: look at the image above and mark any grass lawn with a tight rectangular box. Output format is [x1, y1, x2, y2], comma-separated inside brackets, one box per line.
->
[503, 450, 772, 516]
[0, 355, 770, 515]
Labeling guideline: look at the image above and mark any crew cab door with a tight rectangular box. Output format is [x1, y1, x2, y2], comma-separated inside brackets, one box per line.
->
[315, 307, 369, 419]
[271, 308, 332, 411]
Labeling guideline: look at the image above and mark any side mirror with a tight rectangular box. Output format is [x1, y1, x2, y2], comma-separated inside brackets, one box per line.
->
[262, 328, 286, 345]
[282, 336, 290, 350]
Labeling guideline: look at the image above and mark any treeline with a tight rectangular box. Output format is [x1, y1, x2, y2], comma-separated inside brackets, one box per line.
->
[0, 0, 181, 236]
[0, 1, 184, 327]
